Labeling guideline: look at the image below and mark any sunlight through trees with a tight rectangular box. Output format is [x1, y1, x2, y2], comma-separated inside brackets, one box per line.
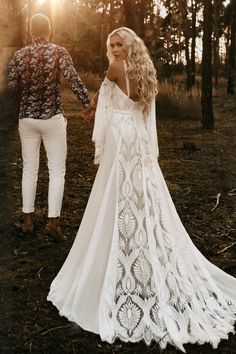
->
[1, 0, 236, 128]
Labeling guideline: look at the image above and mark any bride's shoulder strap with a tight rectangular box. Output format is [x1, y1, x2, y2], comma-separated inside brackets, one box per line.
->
[123, 60, 130, 98]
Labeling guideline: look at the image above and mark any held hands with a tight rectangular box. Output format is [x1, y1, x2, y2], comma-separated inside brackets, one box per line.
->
[80, 93, 98, 123]
[80, 105, 96, 123]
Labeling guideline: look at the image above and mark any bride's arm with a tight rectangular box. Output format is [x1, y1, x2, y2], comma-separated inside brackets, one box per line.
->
[81, 63, 119, 122]
[92, 67, 116, 164]
[81, 91, 99, 122]
[106, 61, 119, 82]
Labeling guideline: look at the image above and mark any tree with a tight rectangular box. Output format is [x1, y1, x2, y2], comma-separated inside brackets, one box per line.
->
[190, 0, 197, 87]
[11, 0, 25, 47]
[160, 0, 199, 90]
[123, 0, 137, 31]
[201, 0, 214, 129]
[179, 0, 192, 90]
[212, 0, 225, 89]
[123, 0, 155, 36]
[225, 0, 236, 94]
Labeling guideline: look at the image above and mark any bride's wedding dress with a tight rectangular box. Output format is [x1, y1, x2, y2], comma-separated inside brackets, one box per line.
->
[48, 70, 236, 352]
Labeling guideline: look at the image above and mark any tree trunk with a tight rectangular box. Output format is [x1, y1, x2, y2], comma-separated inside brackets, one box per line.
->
[213, 0, 220, 89]
[139, 0, 146, 38]
[179, 0, 192, 90]
[227, 0, 236, 95]
[185, 36, 192, 91]
[123, 0, 137, 32]
[213, 37, 220, 89]
[225, 26, 230, 78]
[109, 0, 115, 32]
[12, 0, 24, 47]
[25, 0, 32, 44]
[190, 0, 196, 87]
[201, 0, 214, 129]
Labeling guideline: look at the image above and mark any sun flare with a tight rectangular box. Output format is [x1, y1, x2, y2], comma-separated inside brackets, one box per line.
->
[36, 0, 61, 7]
[52, 0, 60, 6]
[36, 0, 45, 5]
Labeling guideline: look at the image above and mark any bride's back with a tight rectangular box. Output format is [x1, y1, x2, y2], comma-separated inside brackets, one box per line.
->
[108, 60, 139, 102]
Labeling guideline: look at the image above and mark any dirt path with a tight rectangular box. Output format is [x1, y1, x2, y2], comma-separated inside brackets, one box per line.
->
[0, 88, 236, 354]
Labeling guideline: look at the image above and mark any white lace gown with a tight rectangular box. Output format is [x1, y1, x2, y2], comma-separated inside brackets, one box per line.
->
[48, 75, 236, 353]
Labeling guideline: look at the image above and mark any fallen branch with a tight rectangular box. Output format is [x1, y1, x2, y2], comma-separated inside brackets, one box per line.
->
[183, 187, 191, 196]
[219, 228, 235, 239]
[180, 159, 200, 164]
[217, 242, 236, 254]
[210, 193, 221, 212]
[40, 324, 71, 336]
[37, 265, 46, 280]
[228, 188, 236, 196]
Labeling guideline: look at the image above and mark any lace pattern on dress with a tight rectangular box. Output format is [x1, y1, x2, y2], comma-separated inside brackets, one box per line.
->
[99, 115, 236, 352]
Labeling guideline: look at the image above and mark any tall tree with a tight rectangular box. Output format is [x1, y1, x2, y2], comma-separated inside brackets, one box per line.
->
[212, 0, 224, 89]
[159, 1, 185, 69]
[190, 0, 197, 87]
[161, 0, 198, 89]
[123, 0, 155, 36]
[123, 0, 137, 31]
[12, 0, 25, 47]
[201, 0, 214, 129]
[179, 0, 192, 90]
[226, 0, 236, 94]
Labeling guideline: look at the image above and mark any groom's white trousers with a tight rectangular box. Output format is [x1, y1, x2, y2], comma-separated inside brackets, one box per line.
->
[18, 114, 67, 217]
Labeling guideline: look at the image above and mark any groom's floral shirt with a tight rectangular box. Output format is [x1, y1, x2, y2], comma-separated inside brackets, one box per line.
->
[7, 39, 90, 119]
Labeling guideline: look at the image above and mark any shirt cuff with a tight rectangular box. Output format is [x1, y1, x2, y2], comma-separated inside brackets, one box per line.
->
[83, 100, 90, 108]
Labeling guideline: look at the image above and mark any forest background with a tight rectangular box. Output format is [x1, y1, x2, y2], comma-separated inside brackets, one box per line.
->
[0, 0, 236, 127]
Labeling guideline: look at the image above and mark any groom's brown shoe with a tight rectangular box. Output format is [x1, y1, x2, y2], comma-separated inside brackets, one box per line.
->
[44, 218, 67, 242]
[17, 212, 34, 233]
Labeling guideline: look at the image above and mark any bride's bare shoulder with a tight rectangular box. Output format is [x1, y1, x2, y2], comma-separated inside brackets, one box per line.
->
[107, 60, 124, 82]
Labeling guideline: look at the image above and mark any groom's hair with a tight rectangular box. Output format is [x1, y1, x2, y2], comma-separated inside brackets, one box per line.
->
[30, 13, 51, 38]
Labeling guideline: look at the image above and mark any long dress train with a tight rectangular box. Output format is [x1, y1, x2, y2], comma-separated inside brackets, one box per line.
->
[48, 69, 236, 353]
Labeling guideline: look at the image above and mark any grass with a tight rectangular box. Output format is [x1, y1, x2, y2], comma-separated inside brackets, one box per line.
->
[156, 79, 202, 120]
[76, 71, 229, 122]
[156, 74, 228, 121]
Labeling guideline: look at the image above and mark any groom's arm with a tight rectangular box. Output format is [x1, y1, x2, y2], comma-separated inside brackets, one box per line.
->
[7, 51, 20, 94]
[58, 47, 90, 108]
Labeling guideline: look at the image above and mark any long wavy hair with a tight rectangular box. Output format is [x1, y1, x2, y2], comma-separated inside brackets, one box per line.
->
[106, 27, 158, 112]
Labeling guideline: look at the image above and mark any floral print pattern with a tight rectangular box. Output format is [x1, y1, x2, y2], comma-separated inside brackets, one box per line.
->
[7, 39, 90, 119]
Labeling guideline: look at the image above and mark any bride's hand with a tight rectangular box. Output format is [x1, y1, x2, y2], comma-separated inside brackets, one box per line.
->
[80, 105, 95, 123]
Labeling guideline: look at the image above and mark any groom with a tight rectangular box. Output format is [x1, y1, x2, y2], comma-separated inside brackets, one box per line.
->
[7, 13, 90, 241]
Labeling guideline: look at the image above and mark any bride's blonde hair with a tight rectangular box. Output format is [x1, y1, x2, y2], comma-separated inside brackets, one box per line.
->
[107, 27, 158, 111]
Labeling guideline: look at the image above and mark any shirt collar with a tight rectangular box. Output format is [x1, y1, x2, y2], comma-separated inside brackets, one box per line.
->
[33, 37, 49, 44]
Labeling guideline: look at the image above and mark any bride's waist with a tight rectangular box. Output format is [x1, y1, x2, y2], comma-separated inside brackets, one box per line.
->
[112, 109, 133, 115]
[109, 109, 145, 128]
[111, 109, 144, 120]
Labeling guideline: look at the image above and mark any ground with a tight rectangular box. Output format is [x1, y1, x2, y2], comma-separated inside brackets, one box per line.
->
[0, 87, 236, 354]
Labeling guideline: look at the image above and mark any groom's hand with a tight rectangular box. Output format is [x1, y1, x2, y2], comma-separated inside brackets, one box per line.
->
[80, 105, 95, 123]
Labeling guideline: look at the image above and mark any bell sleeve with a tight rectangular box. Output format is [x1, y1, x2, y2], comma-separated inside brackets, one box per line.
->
[146, 98, 159, 158]
[92, 77, 115, 165]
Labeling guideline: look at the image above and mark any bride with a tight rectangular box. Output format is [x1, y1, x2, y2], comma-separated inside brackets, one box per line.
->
[47, 27, 236, 352]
